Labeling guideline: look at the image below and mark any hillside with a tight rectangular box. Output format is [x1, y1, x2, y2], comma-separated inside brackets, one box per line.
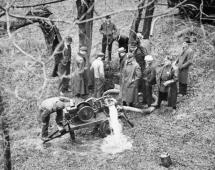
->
[0, 0, 215, 170]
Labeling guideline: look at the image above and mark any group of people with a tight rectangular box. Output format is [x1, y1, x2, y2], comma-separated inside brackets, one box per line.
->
[118, 36, 194, 113]
[38, 15, 194, 141]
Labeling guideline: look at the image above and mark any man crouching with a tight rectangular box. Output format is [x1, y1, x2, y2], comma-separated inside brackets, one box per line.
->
[38, 96, 72, 141]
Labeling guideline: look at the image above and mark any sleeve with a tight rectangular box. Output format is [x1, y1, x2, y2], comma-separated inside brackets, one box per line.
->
[140, 46, 148, 56]
[135, 65, 142, 79]
[148, 67, 156, 84]
[181, 50, 194, 69]
[172, 67, 178, 82]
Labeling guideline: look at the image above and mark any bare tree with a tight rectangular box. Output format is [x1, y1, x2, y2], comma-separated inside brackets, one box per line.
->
[142, 0, 155, 39]
[0, 90, 11, 170]
[76, 0, 94, 66]
[129, 0, 146, 42]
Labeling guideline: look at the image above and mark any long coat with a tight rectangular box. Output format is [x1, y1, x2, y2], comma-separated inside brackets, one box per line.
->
[73, 55, 88, 96]
[176, 47, 194, 84]
[120, 58, 141, 104]
[156, 64, 178, 107]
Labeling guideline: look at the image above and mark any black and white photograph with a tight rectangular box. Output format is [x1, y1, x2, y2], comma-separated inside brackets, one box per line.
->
[0, 0, 215, 169]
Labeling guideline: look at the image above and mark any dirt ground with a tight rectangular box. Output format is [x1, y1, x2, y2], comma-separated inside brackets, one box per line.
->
[1, 0, 215, 170]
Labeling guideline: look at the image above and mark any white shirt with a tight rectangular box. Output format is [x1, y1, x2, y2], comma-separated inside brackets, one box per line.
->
[90, 58, 104, 79]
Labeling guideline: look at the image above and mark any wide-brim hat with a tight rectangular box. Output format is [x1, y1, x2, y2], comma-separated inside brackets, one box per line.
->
[118, 47, 126, 53]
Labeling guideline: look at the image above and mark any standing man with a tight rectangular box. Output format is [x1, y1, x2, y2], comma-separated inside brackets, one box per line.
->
[143, 55, 156, 107]
[129, 41, 148, 103]
[90, 52, 105, 98]
[100, 15, 117, 61]
[176, 37, 194, 96]
[73, 50, 88, 97]
[120, 53, 142, 107]
[156, 56, 178, 113]
[58, 36, 73, 94]
[38, 96, 72, 141]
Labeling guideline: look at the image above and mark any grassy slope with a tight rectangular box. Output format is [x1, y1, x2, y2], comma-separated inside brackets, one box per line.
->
[1, 0, 215, 169]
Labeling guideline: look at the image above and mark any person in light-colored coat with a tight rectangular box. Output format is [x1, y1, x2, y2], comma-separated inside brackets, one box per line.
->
[120, 53, 142, 106]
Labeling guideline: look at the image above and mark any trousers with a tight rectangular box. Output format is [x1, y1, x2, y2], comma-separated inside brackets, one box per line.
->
[102, 36, 113, 61]
[40, 109, 63, 138]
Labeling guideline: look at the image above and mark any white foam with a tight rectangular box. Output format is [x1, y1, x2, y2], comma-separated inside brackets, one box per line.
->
[101, 105, 132, 154]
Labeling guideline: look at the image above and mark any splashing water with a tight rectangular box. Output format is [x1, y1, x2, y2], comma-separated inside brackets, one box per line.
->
[101, 104, 132, 154]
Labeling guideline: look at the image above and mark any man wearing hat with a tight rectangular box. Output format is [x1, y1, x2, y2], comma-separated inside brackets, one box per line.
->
[90, 52, 105, 97]
[118, 47, 127, 71]
[175, 37, 194, 96]
[73, 49, 89, 97]
[129, 40, 148, 102]
[99, 15, 117, 61]
[38, 96, 73, 141]
[143, 55, 156, 107]
[156, 56, 178, 112]
[58, 36, 73, 94]
[120, 53, 141, 106]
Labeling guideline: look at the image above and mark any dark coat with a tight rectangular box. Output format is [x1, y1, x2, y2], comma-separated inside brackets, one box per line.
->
[57, 44, 72, 76]
[156, 64, 178, 107]
[133, 46, 148, 73]
[176, 47, 194, 84]
[143, 65, 156, 106]
[118, 35, 129, 52]
[99, 22, 117, 36]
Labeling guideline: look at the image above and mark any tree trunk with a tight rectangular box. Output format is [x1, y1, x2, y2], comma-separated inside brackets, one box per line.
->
[142, 0, 155, 39]
[76, 0, 94, 67]
[0, 7, 52, 38]
[129, 1, 145, 43]
[39, 21, 62, 55]
[0, 91, 11, 170]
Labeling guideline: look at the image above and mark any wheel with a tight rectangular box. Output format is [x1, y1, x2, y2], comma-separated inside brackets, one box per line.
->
[98, 120, 111, 138]
[77, 106, 94, 123]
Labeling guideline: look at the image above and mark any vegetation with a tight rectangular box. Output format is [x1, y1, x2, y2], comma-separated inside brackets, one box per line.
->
[0, 0, 215, 169]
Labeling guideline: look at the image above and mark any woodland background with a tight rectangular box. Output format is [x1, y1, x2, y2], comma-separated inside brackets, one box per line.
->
[0, 0, 215, 169]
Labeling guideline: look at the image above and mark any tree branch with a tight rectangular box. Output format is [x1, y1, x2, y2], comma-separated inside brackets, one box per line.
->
[11, 0, 69, 8]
